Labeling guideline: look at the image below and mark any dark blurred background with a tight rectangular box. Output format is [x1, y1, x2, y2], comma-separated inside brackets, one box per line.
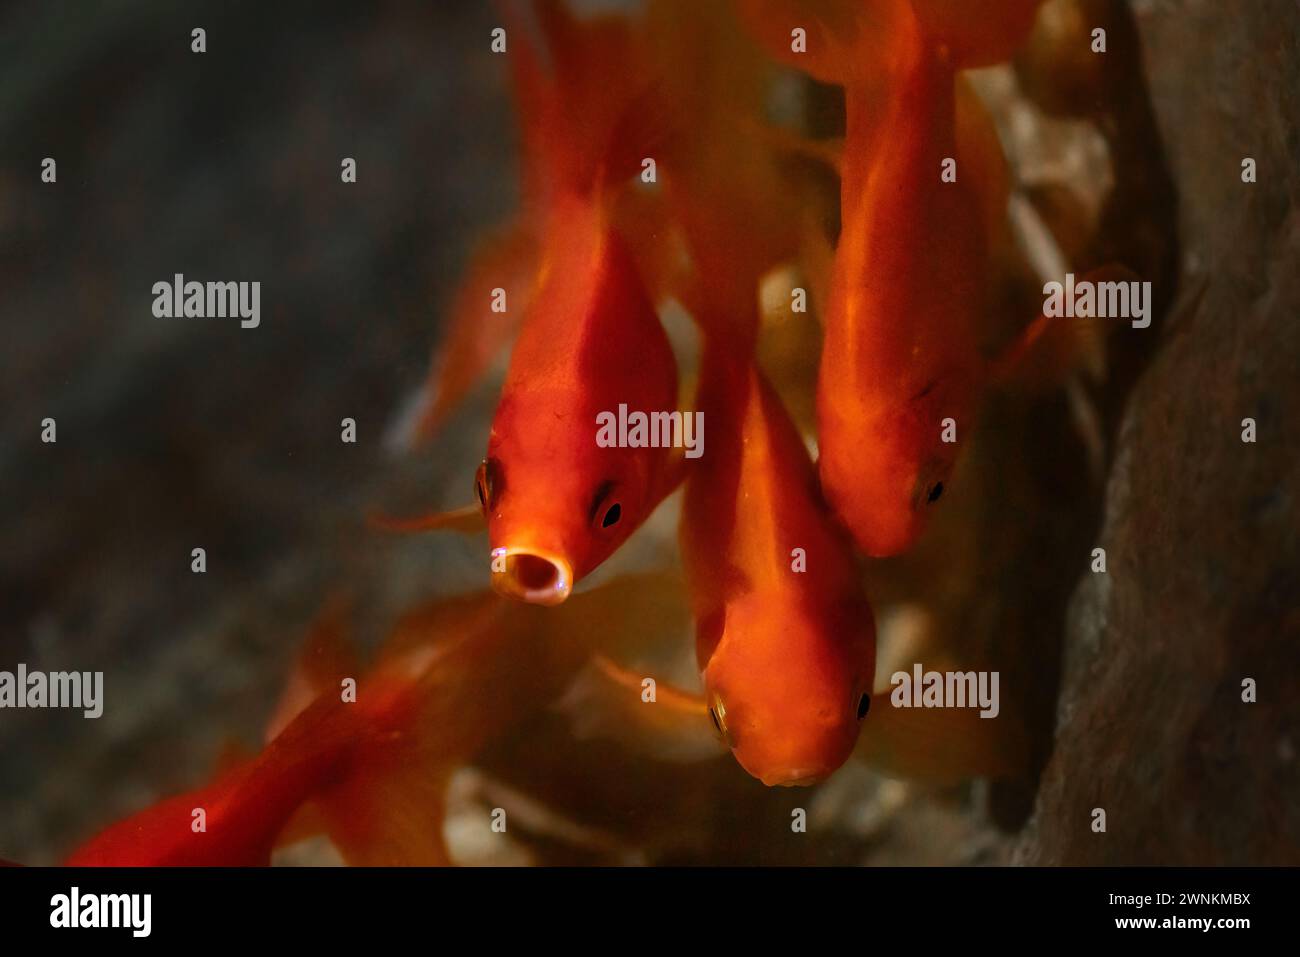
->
[0, 0, 524, 862]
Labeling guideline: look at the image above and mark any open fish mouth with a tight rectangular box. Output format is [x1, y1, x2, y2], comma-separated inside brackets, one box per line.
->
[490, 547, 573, 606]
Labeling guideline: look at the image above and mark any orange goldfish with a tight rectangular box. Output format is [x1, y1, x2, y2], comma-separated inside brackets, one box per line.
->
[644, 0, 876, 787]
[682, 352, 878, 786]
[472, 0, 683, 604]
[738, 0, 1045, 557]
[65, 664, 417, 866]
[63, 573, 688, 866]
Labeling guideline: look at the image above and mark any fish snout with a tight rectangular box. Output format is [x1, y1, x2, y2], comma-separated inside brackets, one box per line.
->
[490, 547, 574, 606]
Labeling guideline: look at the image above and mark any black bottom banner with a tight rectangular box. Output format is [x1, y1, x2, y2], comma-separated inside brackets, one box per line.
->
[0, 865, 1288, 944]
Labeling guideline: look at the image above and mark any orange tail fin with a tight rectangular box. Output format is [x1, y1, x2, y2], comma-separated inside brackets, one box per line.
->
[857, 693, 1031, 784]
[503, 0, 667, 205]
[366, 503, 486, 535]
[267, 604, 462, 866]
[912, 0, 1044, 68]
[651, 0, 804, 353]
[736, 0, 1042, 81]
[733, 0, 899, 85]
[408, 225, 539, 445]
[990, 263, 1142, 390]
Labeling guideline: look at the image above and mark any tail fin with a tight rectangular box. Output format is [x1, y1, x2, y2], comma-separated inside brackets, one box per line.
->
[650, 0, 804, 353]
[302, 752, 453, 866]
[857, 694, 1031, 784]
[555, 655, 725, 763]
[265, 594, 359, 743]
[503, 0, 665, 206]
[733, 0, 903, 86]
[912, 0, 1044, 69]
[366, 503, 486, 536]
[278, 591, 557, 866]
[408, 224, 539, 445]
[736, 0, 1042, 81]
[955, 75, 1011, 245]
[989, 264, 1140, 390]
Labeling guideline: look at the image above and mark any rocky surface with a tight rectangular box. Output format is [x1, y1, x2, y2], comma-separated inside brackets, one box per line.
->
[1014, 0, 1299, 865]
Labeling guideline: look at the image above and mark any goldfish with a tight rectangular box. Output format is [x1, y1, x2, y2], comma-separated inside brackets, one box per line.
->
[738, 0, 1052, 557]
[682, 353, 878, 786]
[639, 0, 878, 787]
[388, 2, 684, 605]
[544, 0, 1034, 790]
[467, 0, 685, 605]
[62, 573, 689, 866]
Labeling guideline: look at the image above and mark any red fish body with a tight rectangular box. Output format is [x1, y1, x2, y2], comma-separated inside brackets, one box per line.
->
[65, 690, 404, 866]
[62, 596, 521, 866]
[682, 347, 877, 786]
[61, 575, 686, 866]
[477, 1, 682, 604]
[738, 0, 1040, 556]
[482, 196, 680, 604]
[647, 0, 875, 786]
[817, 5, 988, 557]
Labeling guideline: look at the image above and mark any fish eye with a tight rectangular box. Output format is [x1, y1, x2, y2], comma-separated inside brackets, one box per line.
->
[475, 458, 503, 513]
[911, 470, 947, 511]
[857, 693, 871, 720]
[708, 695, 731, 744]
[474, 462, 488, 510]
[589, 480, 622, 531]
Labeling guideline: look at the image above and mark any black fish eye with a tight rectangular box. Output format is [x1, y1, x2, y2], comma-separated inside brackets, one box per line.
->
[708, 696, 731, 744]
[589, 480, 622, 531]
[475, 458, 503, 512]
[926, 481, 944, 504]
[857, 693, 871, 720]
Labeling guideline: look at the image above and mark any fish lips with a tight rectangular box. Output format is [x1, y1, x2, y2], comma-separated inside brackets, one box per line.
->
[490, 545, 575, 606]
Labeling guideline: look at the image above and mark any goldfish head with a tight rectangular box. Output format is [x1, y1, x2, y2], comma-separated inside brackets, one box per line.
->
[699, 593, 876, 787]
[478, 392, 676, 605]
[477, 222, 680, 604]
[818, 377, 969, 557]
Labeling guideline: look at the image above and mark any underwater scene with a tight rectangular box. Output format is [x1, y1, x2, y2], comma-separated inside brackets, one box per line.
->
[1, 0, 1296, 872]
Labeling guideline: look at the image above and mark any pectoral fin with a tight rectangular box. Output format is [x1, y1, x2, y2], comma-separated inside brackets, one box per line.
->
[367, 503, 486, 535]
[990, 263, 1143, 389]
[856, 692, 1031, 785]
[555, 655, 725, 763]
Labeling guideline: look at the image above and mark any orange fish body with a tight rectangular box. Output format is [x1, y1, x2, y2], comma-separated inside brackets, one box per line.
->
[816, 5, 989, 557]
[66, 769, 305, 866]
[64, 689, 401, 866]
[478, 1, 681, 604]
[740, 0, 1038, 556]
[681, 346, 876, 786]
[62, 574, 686, 866]
[63, 595, 527, 866]
[482, 197, 680, 604]
[649, 0, 876, 787]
